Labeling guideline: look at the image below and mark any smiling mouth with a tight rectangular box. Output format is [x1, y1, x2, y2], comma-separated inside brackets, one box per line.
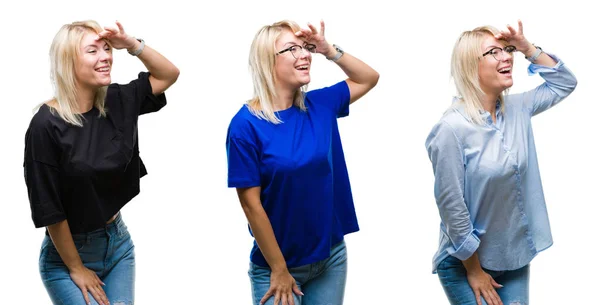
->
[295, 65, 309, 71]
[498, 67, 511, 74]
[95, 67, 110, 72]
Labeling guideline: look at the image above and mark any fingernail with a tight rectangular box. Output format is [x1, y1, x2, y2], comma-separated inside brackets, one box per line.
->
[498, 284, 504, 288]
[300, 292, 305, 296]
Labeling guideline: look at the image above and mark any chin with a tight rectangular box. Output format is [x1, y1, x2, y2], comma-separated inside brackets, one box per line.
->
[98, 78, 112, 87]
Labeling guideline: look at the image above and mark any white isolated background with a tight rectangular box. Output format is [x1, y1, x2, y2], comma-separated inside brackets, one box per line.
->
[0, 0, 597, 304]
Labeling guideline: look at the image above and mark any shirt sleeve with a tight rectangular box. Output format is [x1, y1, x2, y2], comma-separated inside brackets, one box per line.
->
[305, 80, 351, 118]
[426, 120, 480, 261]
[23, 119, 65, 228]
[226, 122, 261, 188]
[520, 53, 577, 117]
[118, 72, 167, 115]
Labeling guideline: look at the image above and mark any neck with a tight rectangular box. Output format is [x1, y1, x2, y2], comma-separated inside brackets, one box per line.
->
[481, 89, 501, 123]
[272, 85, 296, 111]
[75, 84, 96, 113]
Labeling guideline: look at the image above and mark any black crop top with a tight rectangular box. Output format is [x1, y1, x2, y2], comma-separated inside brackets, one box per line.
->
[24, 72, 166, 234]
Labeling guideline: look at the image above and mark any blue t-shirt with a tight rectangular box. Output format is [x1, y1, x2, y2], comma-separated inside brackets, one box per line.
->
[226, 81, 359, 268]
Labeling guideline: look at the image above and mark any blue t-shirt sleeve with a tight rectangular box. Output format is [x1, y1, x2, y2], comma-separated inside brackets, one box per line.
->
[306, 80, 350, 118]
[226, 122, 261, 188]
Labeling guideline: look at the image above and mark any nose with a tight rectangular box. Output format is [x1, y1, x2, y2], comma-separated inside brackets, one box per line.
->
[500, 50, 513, 61]
[100, 48, 112, 62]
[297, 47, 311, 59]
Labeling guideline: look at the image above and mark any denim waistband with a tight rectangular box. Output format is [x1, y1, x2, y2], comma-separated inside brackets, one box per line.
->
[70, 213, 127, 239]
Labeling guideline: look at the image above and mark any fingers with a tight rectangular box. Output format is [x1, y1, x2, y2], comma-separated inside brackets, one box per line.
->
[307, 22, 318, 34]
[481, 289, 503, 305]
[103, 26, 119, 34]
[81, 287, 91, 305]
[475, 290, 482, 305]
[115, 20, 125, 34]
[287, 291, 295, 305]
[294, 29, 311, 38]
[90, 284, 109, 305]
[517, 19, 523, 35]
[292, 284, 304, 296]
[506, 24, 517, 36]
[260, 288, 274, 305]
[320, 20, 325, 37]
[96, 30, 110, 40]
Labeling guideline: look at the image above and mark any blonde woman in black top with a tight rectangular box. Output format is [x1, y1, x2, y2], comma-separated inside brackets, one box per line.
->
[24, 20, 179, 305]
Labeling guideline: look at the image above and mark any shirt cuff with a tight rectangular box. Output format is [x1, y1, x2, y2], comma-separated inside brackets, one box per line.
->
[447, 231, 481, 261]
[527, 52, 564, 75]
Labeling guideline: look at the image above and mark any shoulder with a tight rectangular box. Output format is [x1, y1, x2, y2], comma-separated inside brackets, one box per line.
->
[227, 105, 259, 140]
[26, 104, 62, 147]
[28, 104, 58, 132]
[426, 107, 468, 147]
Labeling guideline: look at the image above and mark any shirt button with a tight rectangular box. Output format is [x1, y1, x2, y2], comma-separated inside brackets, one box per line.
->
[514, 170, 518, 174]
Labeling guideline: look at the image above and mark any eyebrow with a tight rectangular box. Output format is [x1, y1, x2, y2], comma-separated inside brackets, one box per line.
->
[484, 45, 503, 51]
[84, 42, 109, 49]
[283, 41, 302, 47]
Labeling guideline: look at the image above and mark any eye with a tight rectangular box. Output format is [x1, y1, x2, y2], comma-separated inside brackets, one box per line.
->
[289, 45, 300, 53]
[505, 46, 516, 53]
[87, 49, 97, 54]
[490, 48, 500, 55]
[305, 44, 316, 52]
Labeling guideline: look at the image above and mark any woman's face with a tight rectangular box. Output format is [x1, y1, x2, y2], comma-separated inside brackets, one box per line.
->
[75, 31, 113, 90]
[274, 29, 312, 91]
[478, 34, 514, 96]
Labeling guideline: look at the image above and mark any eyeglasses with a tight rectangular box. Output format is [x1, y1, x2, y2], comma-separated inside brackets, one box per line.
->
[277, 44, 317, 59]
[482, 45, 517, 61]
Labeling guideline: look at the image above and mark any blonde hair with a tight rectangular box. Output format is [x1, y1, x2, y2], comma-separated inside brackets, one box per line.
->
[450, 25, 509, 125]
[247, 20, 307, 124]
[46, 20, 108, 126]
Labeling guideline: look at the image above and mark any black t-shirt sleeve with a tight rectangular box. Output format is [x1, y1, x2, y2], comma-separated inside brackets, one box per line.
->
[119, 72, 167, 115]
[23, 115, 65, 228]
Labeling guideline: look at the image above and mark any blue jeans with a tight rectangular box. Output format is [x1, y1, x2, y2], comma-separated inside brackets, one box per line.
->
[437, 255, 529, 305]
[39, 213, 135, 305]
[249, 240, 348, 305]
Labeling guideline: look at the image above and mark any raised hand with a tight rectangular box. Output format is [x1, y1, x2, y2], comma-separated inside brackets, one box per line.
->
[96, 20, 138, 51]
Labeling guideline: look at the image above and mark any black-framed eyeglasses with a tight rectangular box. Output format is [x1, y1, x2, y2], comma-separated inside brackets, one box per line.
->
[277, 44, 317, 59]
[482, 45, 517, 61]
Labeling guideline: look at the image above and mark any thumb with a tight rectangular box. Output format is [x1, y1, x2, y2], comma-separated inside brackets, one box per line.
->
[292, 283, 304, 296]
[491, 278, 504, 289]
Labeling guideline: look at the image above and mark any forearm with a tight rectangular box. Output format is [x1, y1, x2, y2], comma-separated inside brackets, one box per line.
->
[324, 45, 379, 87]
[47, 220, 85, 272]
[243, 204, 287, 272]
[522, 43, 556, 67]
[129, 42, 179, 83]
[462, 252, 484, 274]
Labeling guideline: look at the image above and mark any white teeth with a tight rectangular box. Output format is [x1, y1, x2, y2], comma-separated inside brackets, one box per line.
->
[296, 65, 309, 70]
[499, 67, 511, 73]
[96, 67, 109, 72]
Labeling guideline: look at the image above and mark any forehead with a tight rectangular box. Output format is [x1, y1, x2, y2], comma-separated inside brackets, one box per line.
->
[80, 31, 106, 48]
[481, 34, 507, 50]
[276, 29, 305, 47]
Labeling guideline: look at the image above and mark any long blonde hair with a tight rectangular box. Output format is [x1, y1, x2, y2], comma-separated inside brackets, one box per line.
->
[46, 20, 108, 126]
[450, 25, 509, 124]
[247, 20, 307, 124]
